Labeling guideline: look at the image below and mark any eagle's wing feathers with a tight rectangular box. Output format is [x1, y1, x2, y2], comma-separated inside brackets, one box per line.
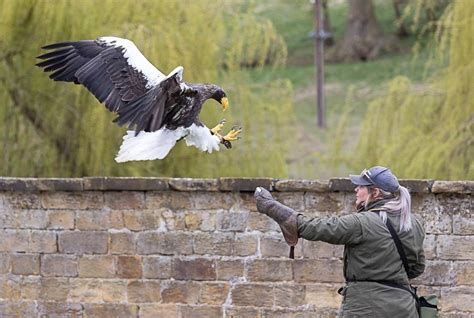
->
[37, 37, 192, 133]
[36, 41, 103, 82]
[112, 72, 195, 134]
[36, 37, 166, 113]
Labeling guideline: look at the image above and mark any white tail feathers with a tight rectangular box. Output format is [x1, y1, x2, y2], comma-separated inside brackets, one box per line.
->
[115, 124, 221, 162]
[115, 128, 187, 162]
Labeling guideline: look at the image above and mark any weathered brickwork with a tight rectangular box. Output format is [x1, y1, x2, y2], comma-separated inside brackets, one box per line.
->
[0, 177, 472, 317]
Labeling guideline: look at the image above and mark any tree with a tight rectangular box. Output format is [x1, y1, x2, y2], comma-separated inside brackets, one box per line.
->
[331, 0, 399, 61]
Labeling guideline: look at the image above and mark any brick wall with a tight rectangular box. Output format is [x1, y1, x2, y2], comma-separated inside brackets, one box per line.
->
[0, 177, 472, 317]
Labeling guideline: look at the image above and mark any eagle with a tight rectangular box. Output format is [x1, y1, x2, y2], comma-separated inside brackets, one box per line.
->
[36, 36, 241, 162]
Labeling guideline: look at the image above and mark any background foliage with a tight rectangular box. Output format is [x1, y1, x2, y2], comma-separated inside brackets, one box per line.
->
[0, 0, 472, 180]
[346, 0, 473, 179]
[0, 0, 293, 177]
[248, 0, 472, 180]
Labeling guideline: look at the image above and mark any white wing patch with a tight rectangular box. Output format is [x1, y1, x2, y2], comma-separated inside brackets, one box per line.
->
[166, 66, 184, 81]
[115, 124, 221, 162]
[115, 128, 188, 162]
[184, 124, 221, 153]
[99, 36, 166, 87]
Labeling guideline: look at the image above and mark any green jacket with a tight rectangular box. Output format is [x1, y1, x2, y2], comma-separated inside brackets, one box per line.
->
[297, 200, 425, 317]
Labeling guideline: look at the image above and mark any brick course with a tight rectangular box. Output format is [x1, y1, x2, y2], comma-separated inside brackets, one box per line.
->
[59, 231, 108, 255]
[0, 177, 471, 317]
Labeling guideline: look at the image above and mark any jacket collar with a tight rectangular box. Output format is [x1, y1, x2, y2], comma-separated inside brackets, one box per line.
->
[357, 198, 392, 212]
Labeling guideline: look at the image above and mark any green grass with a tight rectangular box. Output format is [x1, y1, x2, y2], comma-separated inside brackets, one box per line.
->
[247, 47, 432, 87]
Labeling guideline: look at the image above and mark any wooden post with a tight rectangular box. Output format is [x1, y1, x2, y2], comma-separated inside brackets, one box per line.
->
[314, 0, 325, 128]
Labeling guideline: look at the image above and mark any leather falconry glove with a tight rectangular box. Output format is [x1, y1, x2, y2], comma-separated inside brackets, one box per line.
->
[254, 187, 299, 258]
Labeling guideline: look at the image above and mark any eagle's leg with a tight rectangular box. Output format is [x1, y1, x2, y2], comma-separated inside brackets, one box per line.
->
[210, 119, 226, 135]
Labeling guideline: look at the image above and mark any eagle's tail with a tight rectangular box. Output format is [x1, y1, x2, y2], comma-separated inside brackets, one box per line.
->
[115, 128, 187, 162]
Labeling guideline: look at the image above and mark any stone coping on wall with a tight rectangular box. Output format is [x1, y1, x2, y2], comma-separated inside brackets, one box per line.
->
[0, 177, 472, 194]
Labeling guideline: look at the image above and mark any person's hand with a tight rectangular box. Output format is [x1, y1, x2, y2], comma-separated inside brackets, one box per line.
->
[253, 187, 299, 252]
[254, 187, 274, 201]
[254, 187, 276, 214]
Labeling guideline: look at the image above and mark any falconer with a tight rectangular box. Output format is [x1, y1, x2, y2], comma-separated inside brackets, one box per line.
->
[254, 166, 425, 317]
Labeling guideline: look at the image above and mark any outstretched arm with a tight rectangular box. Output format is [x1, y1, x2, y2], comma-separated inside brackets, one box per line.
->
[255, 187, 364, 246]
[297, 214, 364, 245]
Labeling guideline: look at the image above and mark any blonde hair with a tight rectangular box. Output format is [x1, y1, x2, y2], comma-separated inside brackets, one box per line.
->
[366, 186, 412, 232]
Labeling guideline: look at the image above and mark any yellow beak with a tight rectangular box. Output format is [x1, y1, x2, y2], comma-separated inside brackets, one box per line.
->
[220, 97, 229, 111]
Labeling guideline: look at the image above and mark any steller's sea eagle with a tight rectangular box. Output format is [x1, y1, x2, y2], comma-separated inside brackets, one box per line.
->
[36, 36, 241, 162]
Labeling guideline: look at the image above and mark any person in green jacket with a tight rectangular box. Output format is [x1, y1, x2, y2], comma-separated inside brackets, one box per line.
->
[254, 166, 425, 317]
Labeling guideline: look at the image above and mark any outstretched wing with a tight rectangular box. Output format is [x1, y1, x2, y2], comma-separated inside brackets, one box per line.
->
[36, 36, 193, 133]
[36, 37, 167, 113]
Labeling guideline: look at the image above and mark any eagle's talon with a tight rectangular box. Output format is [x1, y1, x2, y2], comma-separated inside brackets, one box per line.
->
[211, 119, 226, 135]
[222, 127, 242, 142]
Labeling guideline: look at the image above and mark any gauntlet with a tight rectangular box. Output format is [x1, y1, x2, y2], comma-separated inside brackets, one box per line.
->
[254, 187, 299, 257]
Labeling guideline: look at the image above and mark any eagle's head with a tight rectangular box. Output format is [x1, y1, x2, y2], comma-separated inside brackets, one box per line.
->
[211, 89, 229, 111]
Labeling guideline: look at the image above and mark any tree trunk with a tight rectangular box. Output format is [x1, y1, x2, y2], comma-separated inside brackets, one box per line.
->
[393, 0, 409, 37]
[331, 0, 398, 61]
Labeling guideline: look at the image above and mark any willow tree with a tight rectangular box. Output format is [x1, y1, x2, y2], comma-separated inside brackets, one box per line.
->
[349, 1, 473, 179]
[0, 0, 293, 178]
